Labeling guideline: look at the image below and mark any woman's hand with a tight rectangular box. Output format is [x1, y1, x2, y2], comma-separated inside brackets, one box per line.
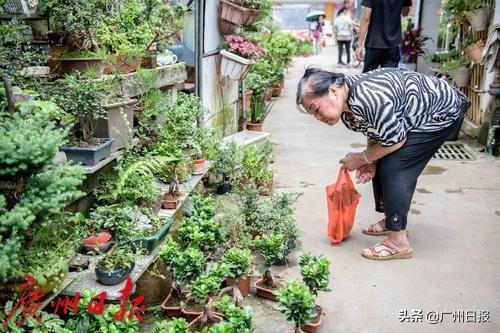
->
[355, 163, 376, 184]
[339, 152, 368, 171]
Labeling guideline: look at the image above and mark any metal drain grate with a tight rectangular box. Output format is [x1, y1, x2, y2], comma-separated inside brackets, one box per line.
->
[433, 143, 475, 160]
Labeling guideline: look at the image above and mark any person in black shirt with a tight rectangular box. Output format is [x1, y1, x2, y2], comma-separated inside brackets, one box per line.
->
[355, 0, 412, 73]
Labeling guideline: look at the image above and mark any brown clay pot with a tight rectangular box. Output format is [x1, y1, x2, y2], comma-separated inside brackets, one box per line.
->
[162, 193, 181, 210]
[192, 159, 206, 175]
[254, 278, 282, 302]
[272, 86, 282, 97]
[280, 78, 285, 89]
[182, 297, 213, 322]
[464, 41, 485, 64]
[188, 313, 223, 331]
[161, 292, 182, 318]
[246, 122, 262, 131]
[226, 276, 251, 297]
[265, 89, 272, 101]
[301, 305, 325, 333]
[244, 89, 252, 111]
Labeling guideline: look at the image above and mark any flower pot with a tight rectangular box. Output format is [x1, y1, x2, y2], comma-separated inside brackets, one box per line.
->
[464, 41, 485, 64]
[219, 18, 237, 36]
[226, 276, 251, 297]
[280, 78, 285, 89]
[162, 193, 181, 210]
[95, 263, 135, 286]
[59, 58, 105, 77]
[301, 305, 325, 333]
[131, 217, 174, 253]
[61, 138, 114, 166]
[115, 55, 142, 74]
[272, 86, 282, 97]
[246, 122, 263, 132]
[244, 89, 252, 111]
[254, 278, 282, 302]
[161, 291, 183, 318]
[182, 297, 213, 322]
[141, 55, 158, 69]
[219, 0, 260, 27]
[48, 46, 69, 75]
[467, 8, 489, 32]
[83, 232, 112, 253]
[402, 62, 417, 71]
[449, 67, 471, 88]
[265, 89, 272, 101]
[220, 49, 253, 81]
[94, 99, 137, 153]
[216, 182, 232, 195]
[188, 313, 223, 331]
[192, 159, 206, 175]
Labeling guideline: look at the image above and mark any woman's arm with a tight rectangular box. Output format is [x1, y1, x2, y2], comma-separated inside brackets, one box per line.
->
[340, 139, 406, 171]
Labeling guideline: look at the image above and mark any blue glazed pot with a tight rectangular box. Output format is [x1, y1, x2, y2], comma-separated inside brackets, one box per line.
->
[95, 262, 134, 286]
[61, 138, 114, 166]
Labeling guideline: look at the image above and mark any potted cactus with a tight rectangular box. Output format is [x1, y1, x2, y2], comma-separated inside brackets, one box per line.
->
[253, 234, 288, 302]
[299, 253, 331, 333]
[220, 248, 253, 304]
[275, 280, 317, 333]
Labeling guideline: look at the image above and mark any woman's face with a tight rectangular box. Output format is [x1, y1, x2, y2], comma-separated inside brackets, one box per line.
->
[302, 85, 345, 126]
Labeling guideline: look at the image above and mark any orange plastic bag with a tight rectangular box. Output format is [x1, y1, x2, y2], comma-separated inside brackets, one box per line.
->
[321, 39, 327, 47]
[326, 169, 361, 244]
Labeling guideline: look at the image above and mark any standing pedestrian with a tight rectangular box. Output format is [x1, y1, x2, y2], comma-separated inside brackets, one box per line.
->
[355, 0, 412, 73]
[334, 8, 354, 67]
[312, 15, 325, 56]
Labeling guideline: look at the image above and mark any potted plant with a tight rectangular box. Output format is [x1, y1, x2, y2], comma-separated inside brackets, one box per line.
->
[212, 295, 253, 331]
[162, 176, 182, 210]
[219, 0, 260, 27]
[401, 27, 431, 71]
[265, 192, 302, 252]
[159, 239, 205, 318]
[212, 142, 239, 194]
[437, 59, 471, 88]
[253, 234, 287, 302]
[95, 245, 137, 286]
[52, 73, 114, 166]
[244, 71, 273, 131]
[220, 35, 265, 80]
[177, 215, 224, 257]
[154, 317, 189, 333]
[299, 253, 331, 333]
[220, 248, 253, 303]
[184, 264, 227, 328]
[463, 37, 485, 64]
[466, 0, 490, 32]
[275, 280, 317, 333]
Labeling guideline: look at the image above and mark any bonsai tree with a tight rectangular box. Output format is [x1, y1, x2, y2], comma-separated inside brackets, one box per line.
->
[190, 193, 217, 219]
[218, 208, 252, 250]
[96, 244, 137, 273]
[213, 295, 253, 332]
[177, 215, 224, 256]
[211, 142, 240, 185]
[234, 183, 266, 235]
[219, 248, 253, 305]
[275, 280, 316, 333]
[264, 192, 302, 251]
[401, 27, 431, 64]
[186, 264, 228, 329]
[235, 143, 274, 191]
[253, 234, 287, 289]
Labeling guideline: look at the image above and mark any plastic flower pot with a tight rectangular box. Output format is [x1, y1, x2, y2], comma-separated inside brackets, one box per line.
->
[192, 159, 206, 175]
[219, 0, 259, 26]
[94, 99, 137, 153]
[246, 122, 263, 132]
[95, 263, 135, 286]
[220, 49, 253, 80]
[61, 138, 114, 166]
[449, 67, 471, 88]
[254, 278, 282, 302]
[216, 182, 232, 195]
[219, 18, 238, 36]
[467, 9, 489, 32]
[181, 298, 213, 322]
[161, 291, 183, 318]
[301, 306, 325, 333]
[188, 313, 223, 331]
[59, 58, 105, 77]
[130, 217, 174, 253]
[226, 276, 251, 297]
[83, 232, 113, 253]
[464, 42, 485, 64]
[162, 193, 182, 210]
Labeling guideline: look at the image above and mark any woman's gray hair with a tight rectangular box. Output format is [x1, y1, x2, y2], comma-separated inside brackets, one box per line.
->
[296, 68, 345, 113]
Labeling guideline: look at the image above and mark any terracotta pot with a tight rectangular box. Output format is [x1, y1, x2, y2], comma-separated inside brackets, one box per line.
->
[188, 313, 223, 331]
[162, 193, 181, 210]
[254, 278, 281, 302]
[301, 305, 325, 333]
[265, 89, 272, 101]
[244, 89, 252, 111]
[246, 122, 262, 131]
[226, 276, 251, 297]
[272, 86, 282, 97]
[161, 292, 183, 318]
[464, 41, 485, 64]
[192, 159, 206, 175]
[182, 297, 213, 322]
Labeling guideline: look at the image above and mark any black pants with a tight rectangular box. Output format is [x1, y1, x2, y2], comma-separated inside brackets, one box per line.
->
[338, 41, 351, 64]
[372, 116, 463, 231]
[362, 47, 400, 73]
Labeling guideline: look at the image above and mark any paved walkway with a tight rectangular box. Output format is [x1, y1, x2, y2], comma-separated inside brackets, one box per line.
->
[261, 46, 500, 333]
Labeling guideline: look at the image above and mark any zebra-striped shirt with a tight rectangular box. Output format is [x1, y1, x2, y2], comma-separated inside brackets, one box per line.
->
[342, 68, 469, 146]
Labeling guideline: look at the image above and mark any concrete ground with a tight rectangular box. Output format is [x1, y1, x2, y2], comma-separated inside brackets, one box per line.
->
[256, 46, 500, 333]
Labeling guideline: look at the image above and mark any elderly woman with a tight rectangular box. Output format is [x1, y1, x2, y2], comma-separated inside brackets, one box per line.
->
[296, 67, 470, 260]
